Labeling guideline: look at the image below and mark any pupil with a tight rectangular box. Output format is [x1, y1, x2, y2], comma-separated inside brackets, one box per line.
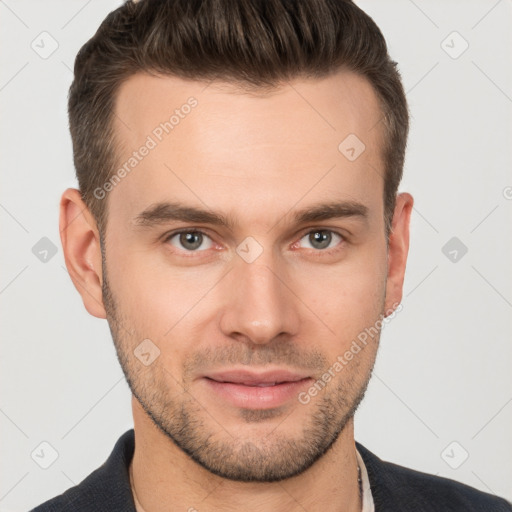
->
[310, 230, 331, 249]
[180, 232, 202, 250]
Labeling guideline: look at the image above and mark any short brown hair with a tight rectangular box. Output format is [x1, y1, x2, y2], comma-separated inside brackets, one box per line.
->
[68, 0, 408, 235]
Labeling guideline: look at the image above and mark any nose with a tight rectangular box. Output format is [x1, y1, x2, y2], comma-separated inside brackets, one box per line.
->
[218, 250, 300, 345]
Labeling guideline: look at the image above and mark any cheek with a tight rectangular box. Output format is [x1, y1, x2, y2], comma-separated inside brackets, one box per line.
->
[107, 249, 223, 336]
[109, 251, 225, 368]
[300, 253, 387, 333]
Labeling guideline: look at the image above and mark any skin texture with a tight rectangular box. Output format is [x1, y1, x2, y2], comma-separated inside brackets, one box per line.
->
[60, 70, 413, 512]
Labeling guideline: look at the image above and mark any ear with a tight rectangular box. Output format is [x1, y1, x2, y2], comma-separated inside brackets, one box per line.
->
[384, 192, 413, 314]
[59, 188, 106, 319]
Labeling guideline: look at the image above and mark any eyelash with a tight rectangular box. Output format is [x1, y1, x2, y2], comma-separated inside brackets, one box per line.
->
[162, 228, 346, 257]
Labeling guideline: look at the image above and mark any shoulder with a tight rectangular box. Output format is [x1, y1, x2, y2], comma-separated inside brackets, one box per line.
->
[30, 430, 136, 512]
[356, 442, 512, 512]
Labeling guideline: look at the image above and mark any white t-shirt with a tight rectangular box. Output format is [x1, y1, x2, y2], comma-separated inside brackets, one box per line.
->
[356, 449, 375, 512]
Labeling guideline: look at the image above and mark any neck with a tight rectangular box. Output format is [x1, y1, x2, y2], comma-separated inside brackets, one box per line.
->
[130, 397, 361, 512]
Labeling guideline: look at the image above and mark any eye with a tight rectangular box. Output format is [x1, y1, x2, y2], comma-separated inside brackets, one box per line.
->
[166, 230, 214, 252]
[297, 230, 344, 251]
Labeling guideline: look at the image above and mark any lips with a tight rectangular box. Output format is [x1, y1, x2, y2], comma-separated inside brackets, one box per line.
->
[203, 369, 310, 387]
[201, 369, 312, 409]
[238, 382, 278, 387]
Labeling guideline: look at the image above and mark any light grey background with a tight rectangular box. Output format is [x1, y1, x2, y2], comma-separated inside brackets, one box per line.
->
[1, 0, 511, 510]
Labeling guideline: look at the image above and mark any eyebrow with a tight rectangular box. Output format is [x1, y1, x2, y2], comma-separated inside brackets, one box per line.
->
[133, 200, 369, 229]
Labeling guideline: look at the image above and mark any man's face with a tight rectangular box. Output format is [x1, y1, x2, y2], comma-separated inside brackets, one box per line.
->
[100, 71, 396, 481]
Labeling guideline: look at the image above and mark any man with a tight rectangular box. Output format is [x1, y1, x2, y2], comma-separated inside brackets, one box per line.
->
[32, 0, 511, 510]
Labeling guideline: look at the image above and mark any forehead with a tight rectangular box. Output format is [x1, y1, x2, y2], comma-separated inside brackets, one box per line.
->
[115, 70, 384, 146]
[109, 71, 385, 229]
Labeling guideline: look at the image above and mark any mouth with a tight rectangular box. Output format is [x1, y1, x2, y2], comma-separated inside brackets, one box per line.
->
[213, 381, 286, 387]
[205, 378, 310, 386]
[204, 369, 311, 387]
[201, 369, 312, 409]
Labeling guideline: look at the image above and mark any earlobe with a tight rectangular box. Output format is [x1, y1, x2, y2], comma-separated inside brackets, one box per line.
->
[384, 192, 413, 314]
[59, 188, 107, 319]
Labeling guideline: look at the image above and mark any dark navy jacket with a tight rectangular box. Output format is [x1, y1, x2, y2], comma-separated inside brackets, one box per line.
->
[32, 429, 512, 511]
